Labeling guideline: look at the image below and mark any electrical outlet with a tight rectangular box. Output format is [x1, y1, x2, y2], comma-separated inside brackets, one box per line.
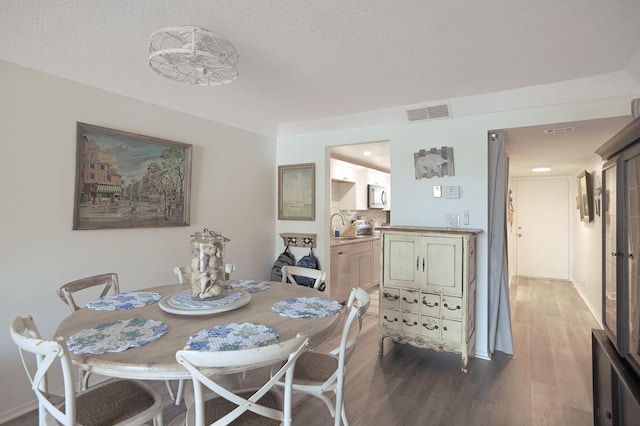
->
[463, 210, 469, 225]
[433, 185, 442, 198]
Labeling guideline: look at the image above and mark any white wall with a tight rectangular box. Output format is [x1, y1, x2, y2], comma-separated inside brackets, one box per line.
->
[276, 96, 637, 362]
[573, 155, 606, 322]
[0, 61, 277, 421]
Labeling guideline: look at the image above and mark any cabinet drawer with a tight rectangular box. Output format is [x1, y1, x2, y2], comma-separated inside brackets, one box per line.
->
[420, 292, 440, 316]
[350, 241, 372, 255]
[380, 287, 400, 308]
[442, 319, 462, 342]
[441, 296, 463, 320]
[380, 308, 401, 331]
[420, 315, 441, 339]
[401, 312, 420, 335]
[400, 289, 421, 312]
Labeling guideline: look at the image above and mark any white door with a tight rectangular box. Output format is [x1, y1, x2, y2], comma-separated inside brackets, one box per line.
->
[515, 178, 569, 279]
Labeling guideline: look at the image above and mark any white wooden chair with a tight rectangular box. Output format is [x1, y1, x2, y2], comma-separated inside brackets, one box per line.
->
[10, 315, 164, 426]
[281, 265, 326, 290]
[58, 272, 180, 404]
[173, 266, 190, 283]
[57, 273, 120, 390]
[57, 272, 120, 313]
[175, 333, 309, 426]
[275, 287, 370, 426]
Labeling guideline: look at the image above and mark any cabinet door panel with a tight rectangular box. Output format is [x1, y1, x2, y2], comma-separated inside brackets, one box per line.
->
[421, 236, 463, 294]
[384, 233, 420, 289]
[358, 251, 373, 288]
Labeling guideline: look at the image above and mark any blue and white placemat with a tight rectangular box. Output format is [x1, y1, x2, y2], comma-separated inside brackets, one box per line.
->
[168, 289, 242, 309]
[272, 297, 342, 318]
[228, 280, 271, 293]
[185, 323, 279, 351]
[86, 292, 161, 311]
[66, 318, 168, 355]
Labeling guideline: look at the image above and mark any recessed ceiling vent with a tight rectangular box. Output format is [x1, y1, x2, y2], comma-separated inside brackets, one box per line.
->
[543, 126, 576, 134]
[406, 103, 451, 122]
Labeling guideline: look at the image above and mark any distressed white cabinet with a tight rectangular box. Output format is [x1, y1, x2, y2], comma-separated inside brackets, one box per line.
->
[378, 227, 481, 372]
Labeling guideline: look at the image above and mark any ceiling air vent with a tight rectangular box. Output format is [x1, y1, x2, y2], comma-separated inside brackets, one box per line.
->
[543, 126, 576, 134]
[406, 103, 451, 122]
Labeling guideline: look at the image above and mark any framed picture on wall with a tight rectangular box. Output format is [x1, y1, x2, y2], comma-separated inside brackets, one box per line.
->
[577, 170, 593, 223]
[73, 122, 192, 230]
[278, 163, 315, 221]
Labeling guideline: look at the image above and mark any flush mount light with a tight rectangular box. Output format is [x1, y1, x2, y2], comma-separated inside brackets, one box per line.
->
[363, 151, 371, 156]
[149, 25, 238, 86]
[531, 166, 551, 172]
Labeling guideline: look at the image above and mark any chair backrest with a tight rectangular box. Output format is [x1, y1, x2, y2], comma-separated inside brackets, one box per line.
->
[10, 315, 79, 425]
[337, 287, 370, 366]
[176, 333, 309, 426]
[57, 273, 120, 312]
[173, 266, 189, 284]
[281, 265, 326, 290]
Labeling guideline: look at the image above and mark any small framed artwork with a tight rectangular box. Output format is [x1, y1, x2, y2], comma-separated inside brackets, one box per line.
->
[73, 122, 192, 230]
[278, 163, 315, 221]
[445, 186, 461, 199]
[577, 170, 593, 223]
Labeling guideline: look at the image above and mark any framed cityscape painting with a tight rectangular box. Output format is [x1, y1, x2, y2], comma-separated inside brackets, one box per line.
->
[73, 122, 192, 230]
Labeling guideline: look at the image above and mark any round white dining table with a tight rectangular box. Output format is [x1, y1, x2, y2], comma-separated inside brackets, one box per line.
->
[55, 282, 343, 381]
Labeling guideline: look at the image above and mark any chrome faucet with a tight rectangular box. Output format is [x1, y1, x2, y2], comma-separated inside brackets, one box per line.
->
[330, 213, 346, 237]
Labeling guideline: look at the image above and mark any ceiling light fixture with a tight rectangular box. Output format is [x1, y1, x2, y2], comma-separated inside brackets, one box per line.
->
[531, 166, 551, 172]
[363, 151, 371, 156]
[149, 25, 238, 86]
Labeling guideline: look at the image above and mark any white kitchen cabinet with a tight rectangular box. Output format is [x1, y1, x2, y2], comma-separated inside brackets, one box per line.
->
[366, 169, 388, 186]
[331, 159, 356, 183]
[378, 227, 481, 372]
[354, 168, 367, 210]
[367, 169, 391, 210]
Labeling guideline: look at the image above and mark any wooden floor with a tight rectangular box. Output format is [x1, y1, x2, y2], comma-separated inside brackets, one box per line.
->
[3, 276, 600, 425]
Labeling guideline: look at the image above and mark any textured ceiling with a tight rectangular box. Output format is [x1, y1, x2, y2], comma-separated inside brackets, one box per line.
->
[2, 0, 640, 175]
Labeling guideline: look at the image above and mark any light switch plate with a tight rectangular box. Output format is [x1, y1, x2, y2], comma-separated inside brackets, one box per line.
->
[433, 185, 442, 198]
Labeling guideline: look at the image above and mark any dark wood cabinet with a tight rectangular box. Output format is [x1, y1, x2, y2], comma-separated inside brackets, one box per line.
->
[592, 329, 640, 426]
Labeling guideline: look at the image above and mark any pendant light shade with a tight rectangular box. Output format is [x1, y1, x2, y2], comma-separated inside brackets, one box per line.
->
[149, 25, 238, 86]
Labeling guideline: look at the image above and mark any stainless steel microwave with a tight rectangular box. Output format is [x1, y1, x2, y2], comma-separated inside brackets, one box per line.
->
[368, 184, 387, 209]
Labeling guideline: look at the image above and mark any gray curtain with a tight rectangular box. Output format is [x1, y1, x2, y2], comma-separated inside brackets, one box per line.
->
[487, 131, 514, 355]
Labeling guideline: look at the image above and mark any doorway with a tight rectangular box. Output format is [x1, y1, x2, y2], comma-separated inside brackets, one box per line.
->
[513, 177, 569, 279]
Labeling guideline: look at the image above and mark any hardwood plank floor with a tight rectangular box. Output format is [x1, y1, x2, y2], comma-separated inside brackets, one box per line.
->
[2, 276, 600, 425]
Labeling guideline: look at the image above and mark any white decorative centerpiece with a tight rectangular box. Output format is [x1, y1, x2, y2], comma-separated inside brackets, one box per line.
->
[190, 229, 233, 300]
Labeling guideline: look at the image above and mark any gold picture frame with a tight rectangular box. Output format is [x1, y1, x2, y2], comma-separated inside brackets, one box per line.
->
[278, 163, 315, 221]
[73, 122, 192, 230]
